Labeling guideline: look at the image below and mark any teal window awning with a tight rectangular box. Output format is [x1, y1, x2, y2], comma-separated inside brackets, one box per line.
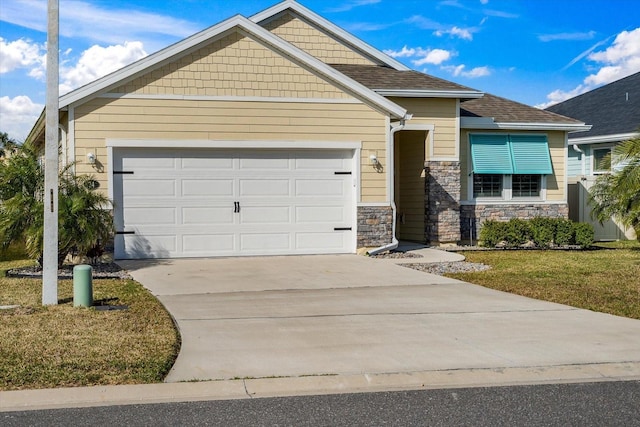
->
[510, 135, 553, 174]
[470, 134, 513, 174]
[470, 134, 553, 175]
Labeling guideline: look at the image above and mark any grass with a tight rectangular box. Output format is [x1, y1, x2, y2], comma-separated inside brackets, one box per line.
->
[446, 242, 640, 320]
[0, 247, 180, 391]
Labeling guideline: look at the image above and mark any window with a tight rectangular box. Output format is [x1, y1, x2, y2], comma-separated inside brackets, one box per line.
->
[473, 174, 503, 198]
[469, 134, 551, 201]
[593, 147, 612, 173]
[512, 174, 540, 197]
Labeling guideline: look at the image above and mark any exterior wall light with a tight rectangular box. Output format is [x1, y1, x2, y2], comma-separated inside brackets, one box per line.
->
[370, 154, 379, 165]
[87, 152, 96, 164]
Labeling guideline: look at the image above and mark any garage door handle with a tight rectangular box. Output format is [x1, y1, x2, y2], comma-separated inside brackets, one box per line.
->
[234, 202, 240, 213]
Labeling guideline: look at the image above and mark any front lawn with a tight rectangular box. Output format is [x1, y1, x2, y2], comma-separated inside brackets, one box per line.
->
[446, 245, 640, 320]
[0, 249, 180, 391]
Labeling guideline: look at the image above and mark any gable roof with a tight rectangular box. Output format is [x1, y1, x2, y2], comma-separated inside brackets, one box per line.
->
[57, 14, 406, 119]
[461, 93, 590, 131]
[250, 0, 409, 71]
[545, 71, 640, 141]
[330, 64, 483, 99]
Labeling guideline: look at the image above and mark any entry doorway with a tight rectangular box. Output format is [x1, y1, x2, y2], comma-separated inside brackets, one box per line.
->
[394, 130, 428, 243]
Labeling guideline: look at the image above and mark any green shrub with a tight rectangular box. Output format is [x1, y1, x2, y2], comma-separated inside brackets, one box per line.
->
[554, 219, 574, 246]
[530, 217, 555, 248]
[479, 220, 508, 247]
[505, 218, 531, 247]
[573, 222, 595, 248]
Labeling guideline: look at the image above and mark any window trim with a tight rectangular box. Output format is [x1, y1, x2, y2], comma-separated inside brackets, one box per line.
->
[469, 173, 546, 202]
[592, 144, 614, 175]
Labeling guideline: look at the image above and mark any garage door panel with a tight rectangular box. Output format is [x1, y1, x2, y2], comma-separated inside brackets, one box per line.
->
[182, 179, 234, 197]
[114, 148, 355, 259]
[240, 156, 289, 170]
[183, 207, 234, 225]
[295, 179, 345, 197]
[240, 179, 290, 196]
[296, 206, 346, 223]
[122, 157, 176, 170]
[122, 234, 177, 258]
[240, 233, 290, 251]
[124, 207, 176, 225]
[183, 234, 235, 253]
[296, 232, 348, 250]
[181, 156, 233, 169]
[125, 179, 176, 197]
[241, 206, 290, 224]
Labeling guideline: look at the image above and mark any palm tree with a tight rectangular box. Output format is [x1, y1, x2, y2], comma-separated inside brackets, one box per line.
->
[0, 132, 18, 158]
[589, 133, 640, 241]
[0, 144, 114, 266]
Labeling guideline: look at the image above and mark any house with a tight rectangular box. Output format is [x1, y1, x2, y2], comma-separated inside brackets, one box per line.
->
[546, 71, 639, 240]
[25, 0, 588, 259]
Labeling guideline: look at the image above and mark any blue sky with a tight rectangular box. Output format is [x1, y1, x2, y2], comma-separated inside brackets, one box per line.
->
[1, 0, 639, 141]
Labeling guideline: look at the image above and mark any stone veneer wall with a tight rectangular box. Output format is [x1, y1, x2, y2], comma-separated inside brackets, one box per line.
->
[459, 204, 569, 242]
[426, 161, 461, 243]
[357, 206, 393, 247]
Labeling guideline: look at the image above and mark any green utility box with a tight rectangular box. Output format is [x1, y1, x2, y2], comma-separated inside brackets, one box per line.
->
[73, 265, 93, 307]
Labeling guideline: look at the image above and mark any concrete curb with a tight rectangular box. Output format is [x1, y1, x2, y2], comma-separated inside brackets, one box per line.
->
[3, 362, 640, 412]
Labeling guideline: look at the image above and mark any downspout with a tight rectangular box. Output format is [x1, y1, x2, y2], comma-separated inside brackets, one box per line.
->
[572, 144, 585, 176]
[367, 119, 407, 255]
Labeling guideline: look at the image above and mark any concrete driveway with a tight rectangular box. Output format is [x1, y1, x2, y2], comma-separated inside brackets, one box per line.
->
[118, 254, 640, 386]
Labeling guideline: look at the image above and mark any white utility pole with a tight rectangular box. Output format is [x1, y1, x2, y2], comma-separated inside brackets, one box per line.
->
[42, 0, 59, 305]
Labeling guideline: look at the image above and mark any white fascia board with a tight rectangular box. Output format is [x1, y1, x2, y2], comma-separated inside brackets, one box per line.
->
[250, 0, 410, 71]
[568, 132, 639, 145]
[461, 116, 591, 132]
[376, 89, 484, 99]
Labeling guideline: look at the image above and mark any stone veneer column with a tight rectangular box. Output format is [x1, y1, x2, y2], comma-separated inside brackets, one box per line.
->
[357, 206, 393, 248]
[425, 161, 461, 244]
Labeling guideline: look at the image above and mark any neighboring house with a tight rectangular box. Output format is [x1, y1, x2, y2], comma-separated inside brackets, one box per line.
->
[546, 71, 639, 241]
[25, 0, 587, 259]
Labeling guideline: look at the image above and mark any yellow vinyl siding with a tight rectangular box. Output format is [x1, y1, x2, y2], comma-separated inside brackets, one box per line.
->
[460, 130, 566, 201]
[389, 98, 458, 158]
[263, 13, 375, 66]
[111, 32, 350, 100]
[73, 98, 388, 202]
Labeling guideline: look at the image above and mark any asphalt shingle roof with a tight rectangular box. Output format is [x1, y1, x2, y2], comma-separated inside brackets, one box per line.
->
[330, 64, 479, 92]
[331, 64, 582, 124]
[545, 71, 640, 139]
[461, 93, 584, 124]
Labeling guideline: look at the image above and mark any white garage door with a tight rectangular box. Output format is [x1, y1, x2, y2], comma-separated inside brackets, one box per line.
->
[113, 148, 356, 259]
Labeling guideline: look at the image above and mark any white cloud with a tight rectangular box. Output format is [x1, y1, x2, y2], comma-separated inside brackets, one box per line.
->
[0, 37, 45, 74]
[0, 95, 43, 142]
[480, 0, 489, 4]
[413, 49, 453, 66]
[0, 0, 200, 46]
[326, 0, 381, 13]
[384, 46, 416, 58]
[538, 31, 596, 42]
[59, 42, 148, 94]
[539, 27, 640, 107]
[434, 26, 474, 40]
[443, 64, 491, 78]
[384, 46, 454, 66]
